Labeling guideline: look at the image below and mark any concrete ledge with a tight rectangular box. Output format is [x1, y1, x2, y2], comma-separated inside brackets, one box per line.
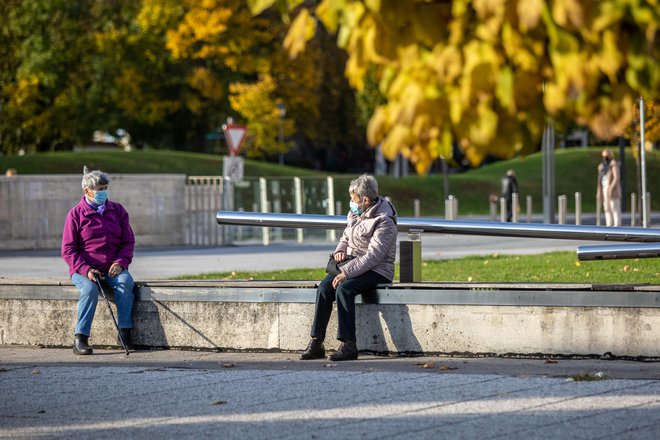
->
[1, 279, 659, 358]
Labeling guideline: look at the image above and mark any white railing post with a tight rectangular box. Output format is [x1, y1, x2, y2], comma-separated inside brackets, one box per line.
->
[326, 176, 336, 241]
[294, 177, 303, 243]
[259, 177, 269, 246]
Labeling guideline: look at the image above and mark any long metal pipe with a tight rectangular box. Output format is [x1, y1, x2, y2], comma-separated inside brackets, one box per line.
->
[577, 243, 660, 261]
[216, 211, 660, 242]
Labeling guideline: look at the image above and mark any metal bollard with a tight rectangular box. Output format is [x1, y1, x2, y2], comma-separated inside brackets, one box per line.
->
[558, 194, 567, 225]
[452, 196, 458, 220]
[293, 177, 303, 243]
[414, 199, 420, 218]
[259, 177, 270, 246]
[326, 176, 336, 242]
[445, 196, 453, 220]
[272, 180, 283, 241]
[596, 196, 602, 226]
[575, 192, 582, 225]
[645, 192, 651, 228]
[500, 197, 507, 222]
[399, 229, 422, 283]
[512, 193, 519, 223]
[631, 193, 637, 227]
[489, 196, 497, 221]
[526, 195, 533, 223]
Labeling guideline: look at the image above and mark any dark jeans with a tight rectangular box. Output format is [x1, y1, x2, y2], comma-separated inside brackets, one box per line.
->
[310, 270, 389, 342]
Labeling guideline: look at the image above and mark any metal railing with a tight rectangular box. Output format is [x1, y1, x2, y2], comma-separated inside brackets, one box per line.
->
[216, 211, 660, 261]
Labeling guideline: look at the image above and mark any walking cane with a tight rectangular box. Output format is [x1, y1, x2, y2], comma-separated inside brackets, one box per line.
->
[95, 276, 130, 356]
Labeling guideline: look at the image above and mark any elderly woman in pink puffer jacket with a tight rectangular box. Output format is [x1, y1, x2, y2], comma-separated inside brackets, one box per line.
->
[300, 174, 398, 362]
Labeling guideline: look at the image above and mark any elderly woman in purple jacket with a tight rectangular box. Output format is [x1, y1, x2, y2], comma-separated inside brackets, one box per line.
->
[300, 174, 398, 361]
[62, 170, 136, 355]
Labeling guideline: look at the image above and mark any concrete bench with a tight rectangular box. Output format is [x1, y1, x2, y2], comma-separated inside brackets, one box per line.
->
[1, 278, 659, 358]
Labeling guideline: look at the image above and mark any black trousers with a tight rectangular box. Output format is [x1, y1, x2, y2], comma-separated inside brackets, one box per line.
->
[310, 270, 389, 342]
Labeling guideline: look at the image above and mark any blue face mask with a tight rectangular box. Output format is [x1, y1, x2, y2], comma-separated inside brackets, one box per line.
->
[349, 201, 363, 215]
[91, 190, 108, 205]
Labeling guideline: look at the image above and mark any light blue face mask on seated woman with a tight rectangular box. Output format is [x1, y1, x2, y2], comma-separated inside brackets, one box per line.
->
[349, 201, 363, 215]
[91, 190, 108, 205]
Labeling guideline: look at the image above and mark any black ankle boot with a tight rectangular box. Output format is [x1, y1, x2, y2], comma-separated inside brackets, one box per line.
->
[73, 334, 93, 355]
[300, 338, 325, 360]
[118, 328, 135, 350]
[328, 341, 358, 361]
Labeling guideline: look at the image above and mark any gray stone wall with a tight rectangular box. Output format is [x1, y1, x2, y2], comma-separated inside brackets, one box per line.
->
[0, 174, 187, 250]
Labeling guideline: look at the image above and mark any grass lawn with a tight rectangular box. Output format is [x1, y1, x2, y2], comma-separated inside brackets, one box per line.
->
[173, 251, 660, 284]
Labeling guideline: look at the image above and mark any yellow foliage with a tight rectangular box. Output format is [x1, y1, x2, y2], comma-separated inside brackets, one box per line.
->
[283, 9, 316, 59]
[270, 0, 659, 172]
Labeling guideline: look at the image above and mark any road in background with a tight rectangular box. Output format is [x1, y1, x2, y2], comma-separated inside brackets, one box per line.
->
[0, 234, 605, 279]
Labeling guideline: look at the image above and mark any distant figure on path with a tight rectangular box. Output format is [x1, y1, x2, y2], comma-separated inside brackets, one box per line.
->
[596, 149, 622, 227]
[501, 169, 519, 222]
[300, 174, 397, 362]
[62, 169, 136, 355]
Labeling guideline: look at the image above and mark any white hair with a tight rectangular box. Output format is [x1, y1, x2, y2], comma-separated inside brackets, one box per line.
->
[81, 168, 110, 190]
[349, 174, 378, 200]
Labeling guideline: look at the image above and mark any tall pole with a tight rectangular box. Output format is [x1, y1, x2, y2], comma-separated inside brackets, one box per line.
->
[542, 121, 556, 224]
[441, 157, 449, 201]
[618, 136, 626, 212]
[640, 97, 648, 228]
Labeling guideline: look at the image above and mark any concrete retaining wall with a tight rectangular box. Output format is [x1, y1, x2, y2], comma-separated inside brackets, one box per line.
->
[0, 174, 186, 250]
[1, 280, 659, 358]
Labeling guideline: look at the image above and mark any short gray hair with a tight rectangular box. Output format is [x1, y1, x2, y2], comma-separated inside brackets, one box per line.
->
[349, 174, 378, 200]
[82, 169, 110, 190]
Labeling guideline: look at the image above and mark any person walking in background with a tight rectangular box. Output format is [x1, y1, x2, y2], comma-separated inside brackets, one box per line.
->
[300, 174, 398, 362]
[62, 169, 136, 355]
[597, 149, 622, 227]
[501, 169, 519, 222]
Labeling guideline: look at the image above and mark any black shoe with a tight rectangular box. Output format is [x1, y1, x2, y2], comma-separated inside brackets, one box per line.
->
[328, 341, 358, 361]
[300, 338, 325, 360]
[118, 328, 135, 350]
[73, 334, 93, 355]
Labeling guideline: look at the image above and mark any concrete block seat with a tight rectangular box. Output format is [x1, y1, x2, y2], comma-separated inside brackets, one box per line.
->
[1, 278, 659, 358]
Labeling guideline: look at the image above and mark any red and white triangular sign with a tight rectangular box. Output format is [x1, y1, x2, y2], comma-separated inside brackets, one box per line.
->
[223, 124, 247, 156]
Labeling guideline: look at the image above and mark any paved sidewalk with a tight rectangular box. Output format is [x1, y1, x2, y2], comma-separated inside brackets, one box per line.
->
[2, 347, 660, 439]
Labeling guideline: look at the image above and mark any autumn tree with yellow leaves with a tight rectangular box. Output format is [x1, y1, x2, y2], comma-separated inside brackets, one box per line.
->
[251, 0, 659, 173]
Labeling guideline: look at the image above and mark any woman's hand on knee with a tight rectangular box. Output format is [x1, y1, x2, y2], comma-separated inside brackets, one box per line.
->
[332, 272, 347, 289]
[108, 263, 123, 277]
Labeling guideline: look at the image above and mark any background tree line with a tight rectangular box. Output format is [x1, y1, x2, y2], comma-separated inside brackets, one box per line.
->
[1, 0, 657, 174]
[0, 0, 373, 171]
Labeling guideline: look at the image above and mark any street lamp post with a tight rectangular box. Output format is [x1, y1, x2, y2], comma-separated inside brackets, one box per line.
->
[277, 103, 286, 165]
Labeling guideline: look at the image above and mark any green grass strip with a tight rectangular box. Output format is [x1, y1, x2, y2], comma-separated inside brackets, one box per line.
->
[173, 251, 659, 284]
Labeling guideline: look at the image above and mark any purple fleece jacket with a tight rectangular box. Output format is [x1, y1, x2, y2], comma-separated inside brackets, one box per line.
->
[61, 196, 135, 278]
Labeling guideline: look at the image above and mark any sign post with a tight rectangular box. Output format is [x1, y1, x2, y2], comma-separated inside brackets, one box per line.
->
[221, 121, 247, 244]
[221, 121, 246, 183]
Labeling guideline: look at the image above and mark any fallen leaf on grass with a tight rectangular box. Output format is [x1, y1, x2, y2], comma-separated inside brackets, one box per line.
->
[210, 401, 227, 405]
[439, 364, 458, 371]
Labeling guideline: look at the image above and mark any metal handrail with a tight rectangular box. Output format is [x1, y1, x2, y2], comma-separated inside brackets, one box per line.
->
[216, 211, 660, 242]
[216, 211, 660, 260]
